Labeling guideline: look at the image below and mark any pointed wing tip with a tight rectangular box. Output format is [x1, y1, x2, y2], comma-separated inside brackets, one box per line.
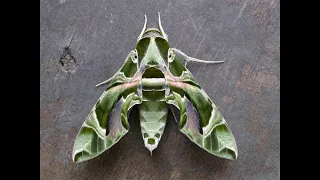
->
[72, 151, 91, 164]
[72, 153, 81, 164]
[72, 149, 83, 163]
[72, 159, 81, 164]
[223, 149, 238, 161]
[228, 154, 238, 161]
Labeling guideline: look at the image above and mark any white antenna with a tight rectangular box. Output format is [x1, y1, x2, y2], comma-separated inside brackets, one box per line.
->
[137, 15, 147, 41]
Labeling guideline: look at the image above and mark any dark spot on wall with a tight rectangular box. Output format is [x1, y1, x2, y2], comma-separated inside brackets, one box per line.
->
[59, 47, 78, 73]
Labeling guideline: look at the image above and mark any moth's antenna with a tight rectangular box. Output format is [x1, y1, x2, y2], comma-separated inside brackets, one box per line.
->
[158, 12, 168, 41]
[172, 48, 224, 66]
[137, 15, 147, 41]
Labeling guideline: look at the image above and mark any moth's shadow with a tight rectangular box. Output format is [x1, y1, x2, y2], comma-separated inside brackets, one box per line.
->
[79, 106, 233, 179]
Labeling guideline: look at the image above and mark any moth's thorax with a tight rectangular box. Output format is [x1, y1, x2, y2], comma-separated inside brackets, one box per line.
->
[136, 39, 168, 69]
[136, 27, 170, 71]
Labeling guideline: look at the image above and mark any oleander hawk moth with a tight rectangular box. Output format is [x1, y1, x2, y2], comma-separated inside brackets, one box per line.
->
[72, 13, 238, 163]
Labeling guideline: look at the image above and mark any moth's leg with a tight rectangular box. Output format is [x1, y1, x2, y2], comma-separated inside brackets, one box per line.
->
[96, 49, 140, 87]
[172, 48, 224, 66]
[137, 83, 143, 98]
[164, 83, 170, 97]
[96, 76, 115, 87]
[96, 71, 142, 87]
[169, 105, 179, 123]
[164, 82, 178, 123]
[96, 64, 141, 88]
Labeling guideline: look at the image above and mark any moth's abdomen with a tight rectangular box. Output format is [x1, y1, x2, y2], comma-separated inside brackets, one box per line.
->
[139, 101, 168, 153]
[139, 67, 169, 153]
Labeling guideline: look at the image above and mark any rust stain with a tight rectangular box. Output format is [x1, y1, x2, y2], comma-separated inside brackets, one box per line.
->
[41, 145, 69, 179]
[40, 109, 53, 122]
[40, 98, 69, 123]
[221, 95, 232, 105]
[237, 64, 278, 152]
[254, 7, 269, 25]
[40, 98, 72, 180]
[245, 90, 271, 148]
[253, 0, 278, 27]
[236, 64, 279, 93]
[48, 98, 68, 111]
[40, 128, 73, 180]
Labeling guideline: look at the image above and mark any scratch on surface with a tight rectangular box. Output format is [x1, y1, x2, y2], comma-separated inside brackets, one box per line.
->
[211, 44, 227, 77]
[194, 33, 206, 57]
[212, 43, 226, 62]
[189, 20, 207, 56]
[214, 62, 224, 77]
[177, 16, 202, 51]
[220, 44, 227, 57]
[174, 20, 188, 48]
[175, 7, 198, 48]
[187, 11, 198, 30]
[194, 65, 203, 81]
[217, 22, 224, 33]
[233, 0, 249, 25]
[212, 48, 220, 62]
[66, 30, 76, 48]
[222, 55, 235, 82]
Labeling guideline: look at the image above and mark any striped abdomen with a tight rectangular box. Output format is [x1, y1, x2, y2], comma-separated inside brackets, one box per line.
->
[139, 77, 168, 153]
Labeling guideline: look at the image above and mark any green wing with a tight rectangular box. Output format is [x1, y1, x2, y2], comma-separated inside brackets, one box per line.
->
[72, 52, 141, 163]
[166, 56, 238, 160]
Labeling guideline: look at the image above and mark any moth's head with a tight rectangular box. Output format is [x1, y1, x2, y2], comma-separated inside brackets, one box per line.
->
[133, 13, 174, 71]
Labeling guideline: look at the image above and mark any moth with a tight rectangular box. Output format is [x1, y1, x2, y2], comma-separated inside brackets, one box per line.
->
[72, 13, 238, 163]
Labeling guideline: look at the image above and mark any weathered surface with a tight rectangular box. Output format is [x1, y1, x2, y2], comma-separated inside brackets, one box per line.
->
[40, 0, 279, 179]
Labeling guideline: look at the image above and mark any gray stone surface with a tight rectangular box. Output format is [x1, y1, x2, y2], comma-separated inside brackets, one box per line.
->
[40, 0, 280, 179]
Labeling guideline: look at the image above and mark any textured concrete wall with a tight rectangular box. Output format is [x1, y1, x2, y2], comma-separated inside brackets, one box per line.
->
[40, 0, 280, 179]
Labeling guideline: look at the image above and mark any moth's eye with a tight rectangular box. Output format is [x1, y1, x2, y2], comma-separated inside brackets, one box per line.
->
[168, 49, 174, 63]
[132, 50, 138, 63]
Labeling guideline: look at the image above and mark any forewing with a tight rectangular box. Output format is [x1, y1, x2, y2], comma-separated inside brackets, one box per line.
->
[72, 53, 141, 163]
